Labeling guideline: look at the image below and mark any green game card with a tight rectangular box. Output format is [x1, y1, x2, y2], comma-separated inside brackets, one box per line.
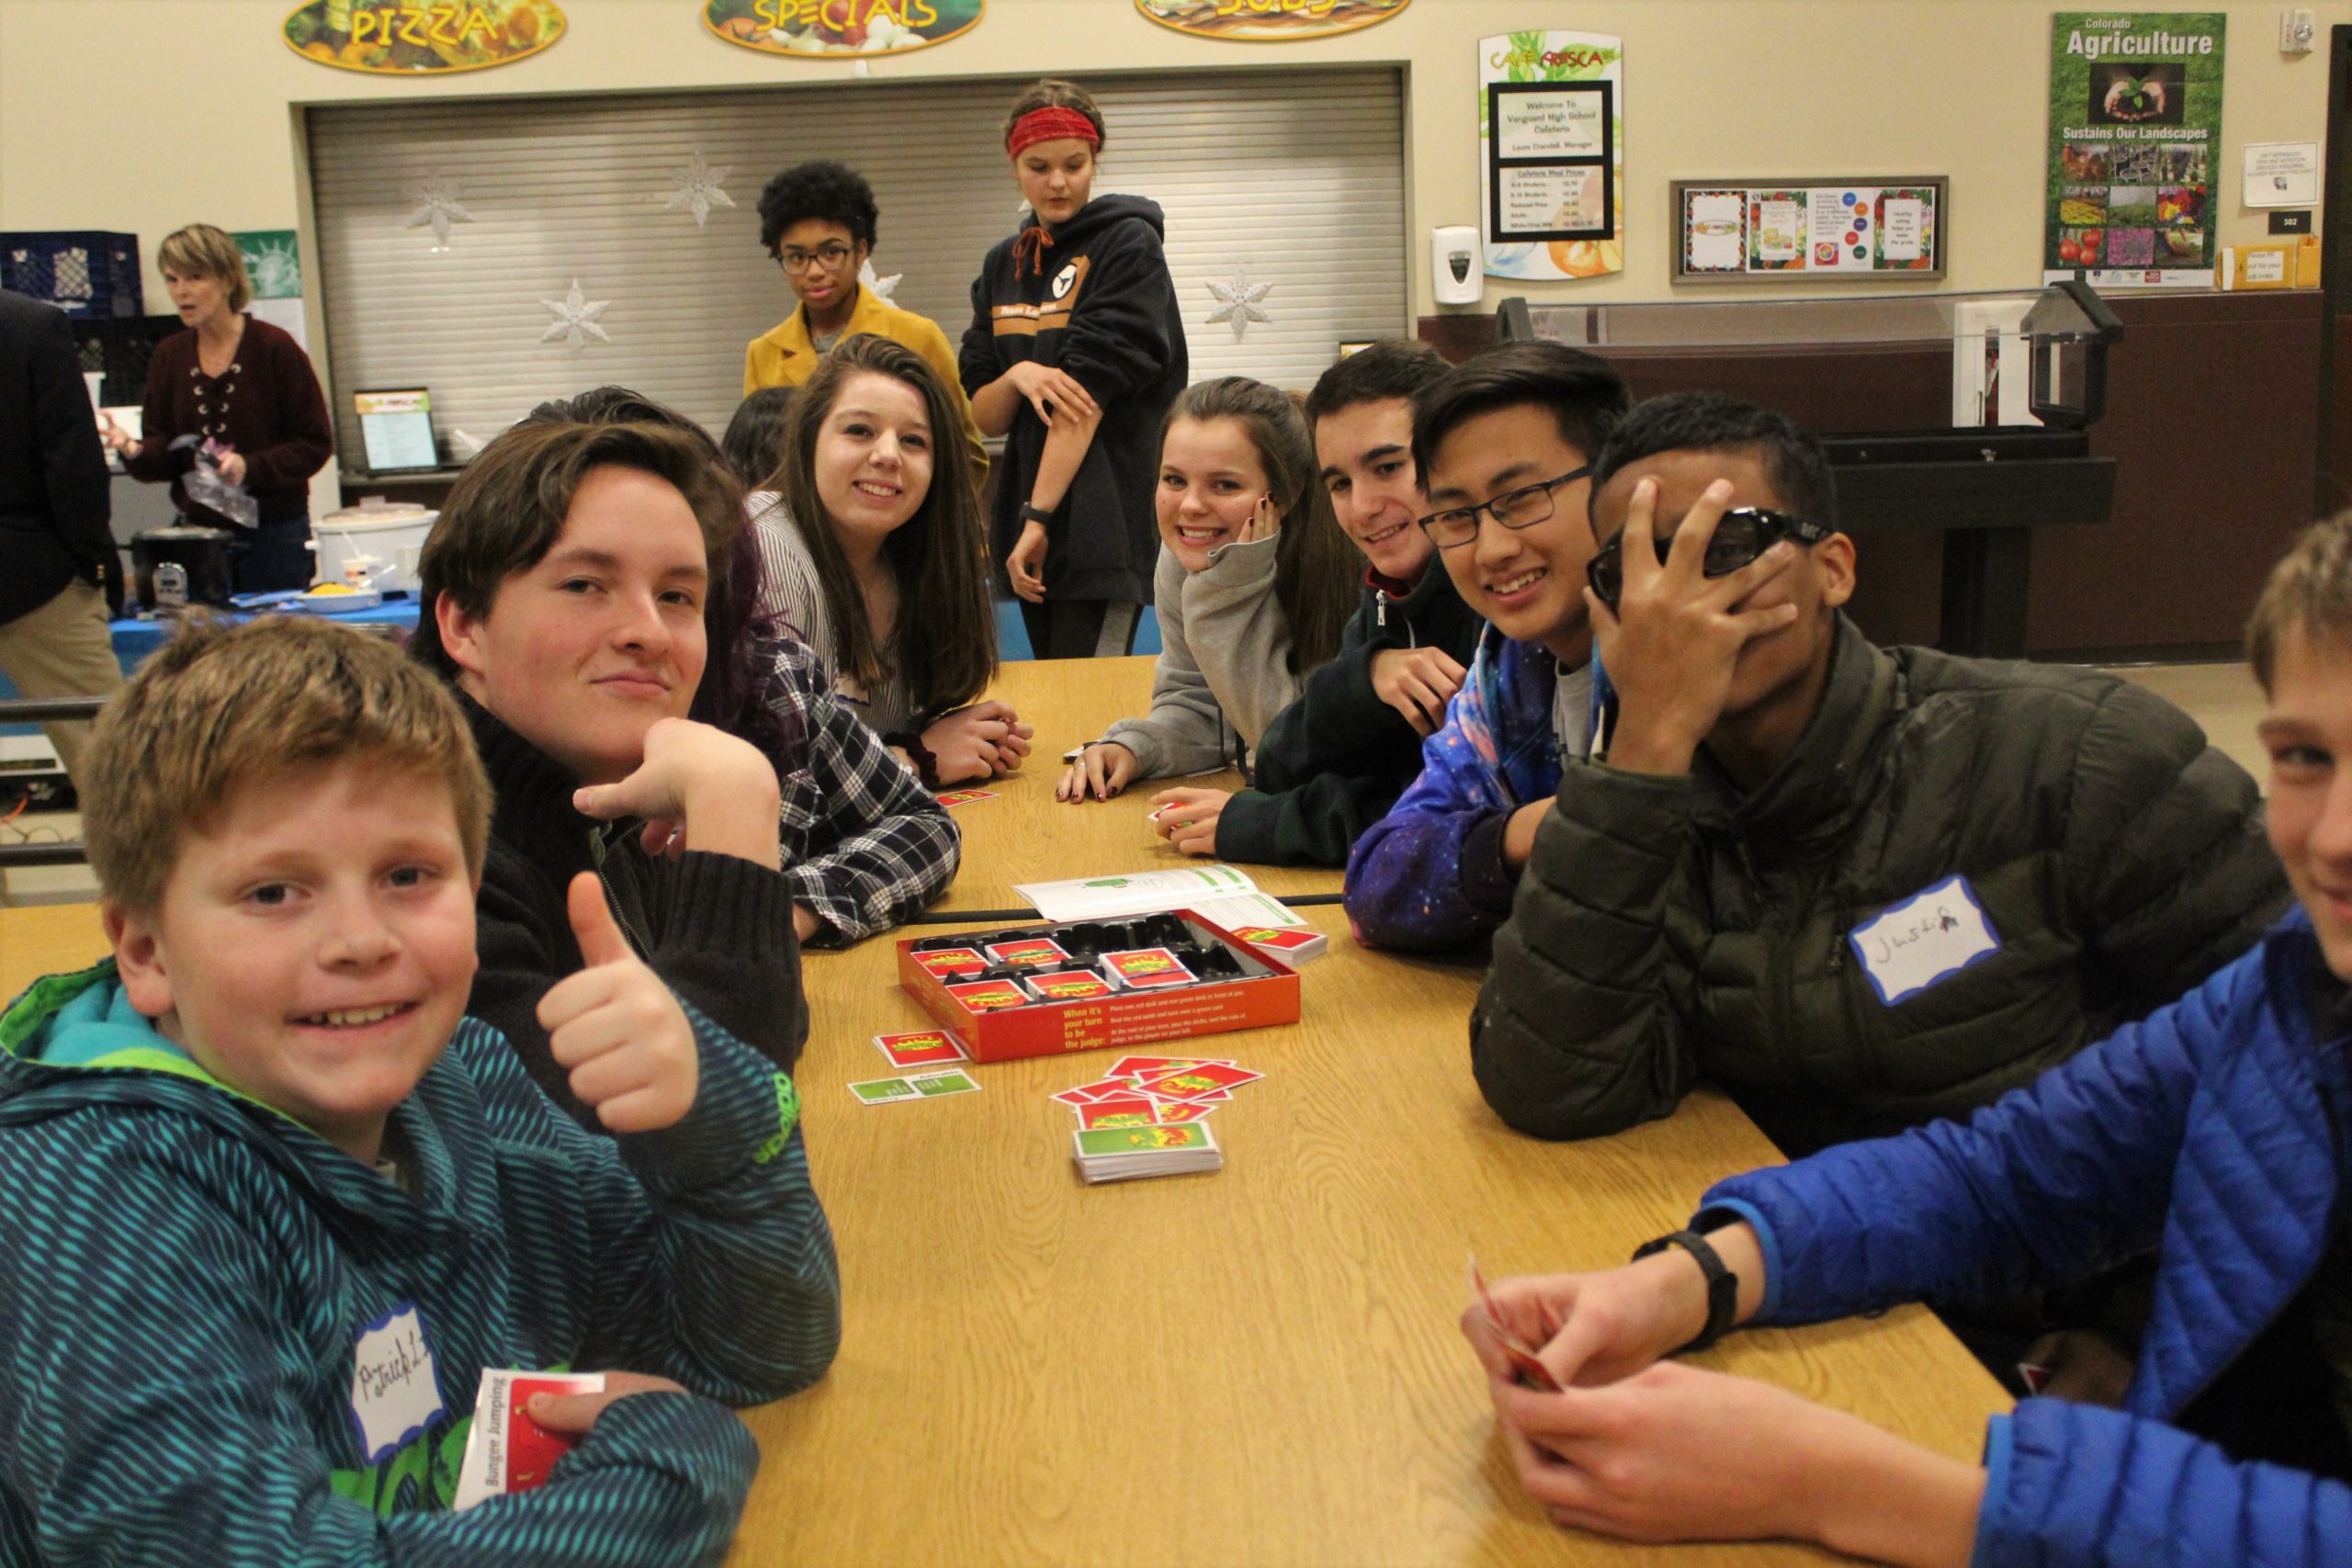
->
[849, 1077, 921, 1105]
[910, 1069, 980, 1098]
[1076, 1122, 1211, 1155]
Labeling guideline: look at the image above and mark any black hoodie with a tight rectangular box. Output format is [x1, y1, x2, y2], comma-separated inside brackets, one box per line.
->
[960, 194, 1189, 604]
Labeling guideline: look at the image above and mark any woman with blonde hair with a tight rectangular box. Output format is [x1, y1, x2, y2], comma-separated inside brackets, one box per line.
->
[99, 223, 333, 593]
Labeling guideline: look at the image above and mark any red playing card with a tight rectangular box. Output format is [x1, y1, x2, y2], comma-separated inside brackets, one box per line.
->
[1136, 1062, 1263, 1100]
[934, 788, 997, 807]
[1025, 968, 1117, 1001]
[985, 936, 1074, 970]
[874, 1029, 967, 1068]
[1108, 1055, 1218, 1079]
[1469, 1257, 1563, 1393]
[914, 946, 989, 977]
[945, 978, 1030, 1012]
[1066, 1077, 1145, 1102]
[1100, 946, 1195, 988]
[1151, 1101, 1216, 1123]
[1075, 1096, 1161, 1129]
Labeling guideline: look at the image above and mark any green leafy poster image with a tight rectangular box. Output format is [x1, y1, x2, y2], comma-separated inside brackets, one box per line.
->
[2046, 13, 2223, 287]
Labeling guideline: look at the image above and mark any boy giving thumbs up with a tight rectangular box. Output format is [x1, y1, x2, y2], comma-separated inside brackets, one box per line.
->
[0, 616, 836, 1565]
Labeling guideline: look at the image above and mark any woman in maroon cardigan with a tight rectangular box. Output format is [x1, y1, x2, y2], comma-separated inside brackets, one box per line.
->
[99, 224, 333, 593]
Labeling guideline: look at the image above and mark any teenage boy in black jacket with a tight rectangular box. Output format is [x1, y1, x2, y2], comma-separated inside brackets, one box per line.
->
[1182, 341, 1485, 866]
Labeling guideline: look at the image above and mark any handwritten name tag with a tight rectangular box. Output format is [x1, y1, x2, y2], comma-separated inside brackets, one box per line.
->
[349, 1303, 446, 1465]
[1849, 875, 2001, 1006]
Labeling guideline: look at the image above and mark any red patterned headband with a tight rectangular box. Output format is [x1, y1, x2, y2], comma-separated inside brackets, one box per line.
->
[1007, 106, 1102, 157]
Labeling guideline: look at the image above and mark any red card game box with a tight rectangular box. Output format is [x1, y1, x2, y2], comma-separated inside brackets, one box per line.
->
[898, 910, 1300, 1063]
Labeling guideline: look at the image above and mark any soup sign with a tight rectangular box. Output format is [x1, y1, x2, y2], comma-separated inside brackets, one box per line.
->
[282, 1, 567, 73]
[704, 0, 985, 57]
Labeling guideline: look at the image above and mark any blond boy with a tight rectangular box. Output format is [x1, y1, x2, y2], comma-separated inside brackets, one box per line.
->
[0, 616, 837, 1565]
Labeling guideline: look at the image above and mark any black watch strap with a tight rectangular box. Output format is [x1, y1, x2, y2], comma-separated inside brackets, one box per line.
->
[1631, 1228, 1739, 1353]
[1020, 502, 1056, 526]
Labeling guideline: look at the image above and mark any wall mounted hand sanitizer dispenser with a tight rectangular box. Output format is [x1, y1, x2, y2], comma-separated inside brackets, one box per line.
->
[1432, 226, 1482, 306]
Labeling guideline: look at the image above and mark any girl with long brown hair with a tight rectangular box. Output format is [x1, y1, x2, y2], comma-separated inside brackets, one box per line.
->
[1057, 376, 1360, 837]
[753, 333, 1031, 787]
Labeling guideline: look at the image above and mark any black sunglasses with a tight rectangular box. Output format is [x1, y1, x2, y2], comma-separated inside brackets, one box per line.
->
[1587, 507, 1831, 611]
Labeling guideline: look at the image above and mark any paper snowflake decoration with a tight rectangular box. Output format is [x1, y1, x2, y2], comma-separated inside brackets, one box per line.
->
[539, 279, 612, 353]
[402, 175, 474, 251]
[858, 257, 902, 302]
[1205, 264, 1273, 343]
[661, 150, 736, 229]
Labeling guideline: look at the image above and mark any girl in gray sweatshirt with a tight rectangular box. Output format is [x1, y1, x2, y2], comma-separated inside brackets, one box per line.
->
[1057, 377, 1360, 829]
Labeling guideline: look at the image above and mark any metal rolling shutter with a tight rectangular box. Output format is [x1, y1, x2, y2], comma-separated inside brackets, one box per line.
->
[306, 66, 1407, 458]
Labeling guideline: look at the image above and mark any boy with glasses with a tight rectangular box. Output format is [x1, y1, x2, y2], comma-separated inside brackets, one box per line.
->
[1343, 341, 1632, 952]
[1474, 391, 2286, 1163]
[746, 160, 987, 482]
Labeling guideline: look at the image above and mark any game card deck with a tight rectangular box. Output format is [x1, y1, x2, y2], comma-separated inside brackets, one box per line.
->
[912, 946, 989, 979]
[1102, 947, 1195, 988]
[872, 1029, 968, 1069]
[1049, 1055, 1262, 1145]
[944, 977, 1030, 1012]
[984, 936, 1073, 969]
[1071, 1122, 1222, 1183]
[1024, 968, 1116, 1002]
[1229, 925, 1329, 964]
[453, 1370, 605, 1510]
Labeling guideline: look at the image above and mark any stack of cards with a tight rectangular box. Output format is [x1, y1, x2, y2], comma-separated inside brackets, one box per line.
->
[1228, 925, 1329, 965]
[1072, 1122, 1222, 1183]
[1053, 1055, 1262, 1181]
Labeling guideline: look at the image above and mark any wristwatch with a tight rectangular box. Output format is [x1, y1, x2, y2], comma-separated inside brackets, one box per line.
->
[1019, 502, 1056, 527]
[1631, 1212, 1742, 1354]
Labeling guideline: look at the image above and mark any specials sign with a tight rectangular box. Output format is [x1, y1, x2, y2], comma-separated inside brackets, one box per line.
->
[704, 0, 984, 56]
[283, 1, 566, 73]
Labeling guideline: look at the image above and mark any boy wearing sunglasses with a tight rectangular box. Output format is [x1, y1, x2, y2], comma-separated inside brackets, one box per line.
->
[1344, 341, 1633, 952]
[1473, 391, 2285, 1168]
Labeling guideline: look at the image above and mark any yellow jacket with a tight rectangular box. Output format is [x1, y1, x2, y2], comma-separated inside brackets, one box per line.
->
[743, 288, 989, 484]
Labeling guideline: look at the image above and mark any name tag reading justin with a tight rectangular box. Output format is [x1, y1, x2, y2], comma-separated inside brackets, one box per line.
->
[1849, 875, 2001, 1006]
[349, 1303, 446, 1465]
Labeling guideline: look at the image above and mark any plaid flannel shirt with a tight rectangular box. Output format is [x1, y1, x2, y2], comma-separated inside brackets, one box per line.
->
[765, 635, 961, 945]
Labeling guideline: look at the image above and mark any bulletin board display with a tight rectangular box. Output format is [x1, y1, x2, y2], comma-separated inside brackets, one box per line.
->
[1671, 178, 1947, 284]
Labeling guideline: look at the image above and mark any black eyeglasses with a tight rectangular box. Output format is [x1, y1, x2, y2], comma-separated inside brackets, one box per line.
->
[780, 243, 855, 273]
[1415, 466, 1594, 550]
[1587, 507, 1831, 610]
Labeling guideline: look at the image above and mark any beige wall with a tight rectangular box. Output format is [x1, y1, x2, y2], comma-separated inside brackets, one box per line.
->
[2, 0, 2340, 316]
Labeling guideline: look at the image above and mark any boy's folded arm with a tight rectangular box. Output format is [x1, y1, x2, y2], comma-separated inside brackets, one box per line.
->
[5, 1137, 757, 1568]
[1469, 761, 1701, 1140]
[569, 1007, 842, 1406]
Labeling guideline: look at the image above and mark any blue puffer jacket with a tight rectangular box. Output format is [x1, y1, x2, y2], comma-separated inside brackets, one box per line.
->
[1703, 909, 2352, 1566]
[1343, 626, 1610, 953]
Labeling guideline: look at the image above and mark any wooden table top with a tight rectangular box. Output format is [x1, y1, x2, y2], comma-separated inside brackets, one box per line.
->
[0, 654, 2007, 1566]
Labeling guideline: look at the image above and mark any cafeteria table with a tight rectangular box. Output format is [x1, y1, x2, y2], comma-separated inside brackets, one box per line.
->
[0, 655, 2007, 1566]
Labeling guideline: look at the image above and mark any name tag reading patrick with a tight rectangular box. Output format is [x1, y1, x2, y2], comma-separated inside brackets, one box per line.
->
[349, 1303, 446, 1465]
[1849, 875, 2001, 1006]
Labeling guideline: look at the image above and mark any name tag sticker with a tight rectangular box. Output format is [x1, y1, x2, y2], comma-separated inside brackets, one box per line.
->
[1849, 875, 2001, 1006]
[349, 1303, 446, 1466]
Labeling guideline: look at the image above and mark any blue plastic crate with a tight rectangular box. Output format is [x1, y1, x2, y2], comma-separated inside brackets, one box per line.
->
[1, 231, 141, 319]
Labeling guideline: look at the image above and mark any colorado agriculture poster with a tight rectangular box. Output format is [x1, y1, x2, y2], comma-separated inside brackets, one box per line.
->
[2046, 12, 2223, 287]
